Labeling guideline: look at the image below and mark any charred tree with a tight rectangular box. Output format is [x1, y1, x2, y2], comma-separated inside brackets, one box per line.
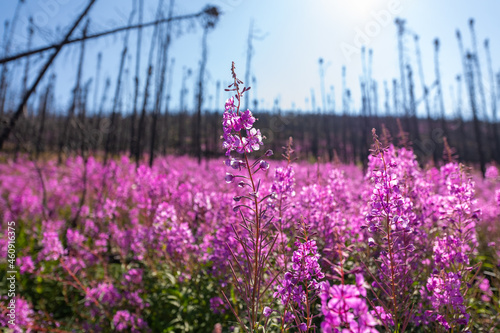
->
[469, 19, 488, 121]
[466, 52, 486, 177]
[59, 20, 89, 164]
[194, 7, 219, 164]
[434, 38, 448, 162]
[395, 19, 408, 123]
[136, 0, 163, 167]
[455, 75, 467, 160]
[36, 75, 55, 159]
[414, 34, 433, 149]
[319, 58, 332, 160]
[407, 64, 420, 144]
[0, 0, 24, 116]
[105, 8, 136, 164]
[130, 0, 143, 158]
[342, 66, 349, 162]
[150, 0, 174, 167]
[178, 67, 191, 153]
[485, 39, 500, 162]
[94, 78, 110, 154]
[162, 57, 175, 155]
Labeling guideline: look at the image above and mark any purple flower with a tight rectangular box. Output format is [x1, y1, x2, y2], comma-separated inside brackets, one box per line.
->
[210, 297, 227, 314]
[124, 268, 143, 285]
[259, 160, 269, 171]
[86, 283, 121, 307]
[320, 275, 378, 332]
[39, 231, 65, 261]
[0, 297, 34, 329]
[112, 310, 148, 332]
[263, 306, 272, 317]
[274, 239, 325, 311]
[432, 236, 469, 269]
[245, 128, 263, 152]
[284, 311, 295, 323]
[425, 272, 469, 328]
[225, 173, 235, 183]
[67, 228, 86, 248]
[225, 96, 235, 111]
[479, 278, 493, 302]
[222, 97, 263, 156]
[113, 310, 131, 332]
[240, 109, 256, 129]
[17, 256, 35, 274]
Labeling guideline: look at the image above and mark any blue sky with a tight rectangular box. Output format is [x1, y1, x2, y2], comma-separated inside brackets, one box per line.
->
[1, 0, 499, 120]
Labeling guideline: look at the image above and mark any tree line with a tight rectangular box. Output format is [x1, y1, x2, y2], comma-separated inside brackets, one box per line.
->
[0, 0, 498, 175]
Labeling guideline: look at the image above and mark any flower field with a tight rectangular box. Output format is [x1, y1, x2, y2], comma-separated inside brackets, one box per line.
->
[1, 68, 500, 333]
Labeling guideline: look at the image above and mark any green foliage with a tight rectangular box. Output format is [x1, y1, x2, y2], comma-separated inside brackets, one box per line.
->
[143, 265, 232, 332]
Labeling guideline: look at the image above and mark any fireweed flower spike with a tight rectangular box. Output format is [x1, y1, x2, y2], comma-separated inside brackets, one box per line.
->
[222, 92, 263, 156]
[422, 162, 480, 330]
[320, 273, 379, 332]
[274, 223, 325, 332]
[363, 129, 418, 331]
[220, 62, 278, 332]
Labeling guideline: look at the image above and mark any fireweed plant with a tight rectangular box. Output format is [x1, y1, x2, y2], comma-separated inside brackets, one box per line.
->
[362, 129, 419, 332]
[271, 221, 326, 331]
[221, 62, 280, 332]
[270, 137, 297, 273]
[421, 162, 482, 330]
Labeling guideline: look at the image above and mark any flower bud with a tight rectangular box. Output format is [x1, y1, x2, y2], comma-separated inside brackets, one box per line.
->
[259, 160, 270, 171]
[263, 306, 272, 317]
[225, 173, 234, 183]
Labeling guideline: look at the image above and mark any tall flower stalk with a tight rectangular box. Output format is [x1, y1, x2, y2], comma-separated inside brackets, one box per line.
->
[273, 222, 325, 332]
[363, 129, 418, 332]
[221, 62, 279, 332]
[422, 163, 481, 330]
[270, 137, 296, 272]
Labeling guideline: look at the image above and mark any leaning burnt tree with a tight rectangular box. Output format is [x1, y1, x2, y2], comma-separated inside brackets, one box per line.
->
[465, 52, 486, 177]
[194, 6, 219, 165]
[104, 8, 136, 164]
[0, 0, 97, 150]
[149, 0, 174, 168]
[59, 20, 89, 164]
[0, 2, 221, 158]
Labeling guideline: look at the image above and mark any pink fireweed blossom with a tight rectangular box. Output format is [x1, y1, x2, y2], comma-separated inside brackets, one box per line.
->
[112, 310, 148, 332]
[320, 274, 378, 332]
[124, 268, 143, 285]
[363, 132, 419, 329]
[424, 272, 469, 328]
[222, 97, 263, 156]
[274, 238, 325, 330]
[274, 240, 325, 309]
[39, 231, 65, 261]
[17, 256, 35, 274]
[423, 162, 479, 329]
[478, 278, 493, 302]
[271, 165, 295, 199]
[0, 296, 34, 332]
